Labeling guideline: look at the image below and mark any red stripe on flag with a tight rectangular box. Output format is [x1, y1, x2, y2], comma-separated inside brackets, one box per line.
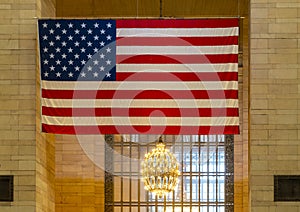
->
[42, 124, 240, 135]
[116, 72, 238, 81]
[117, 54, 238, 64]
[42, 107, 239, 117]
[116, 36, 238, 46]
[42, 89, 238, 99]
[116, 19, 239, 28]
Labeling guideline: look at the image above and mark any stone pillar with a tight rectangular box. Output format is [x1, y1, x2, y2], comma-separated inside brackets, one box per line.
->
[250, 0, 300, 211]
[0, 0, 56, 211]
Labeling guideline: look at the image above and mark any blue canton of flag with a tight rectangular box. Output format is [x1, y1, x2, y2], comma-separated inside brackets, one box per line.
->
[38, 19, 116, 81]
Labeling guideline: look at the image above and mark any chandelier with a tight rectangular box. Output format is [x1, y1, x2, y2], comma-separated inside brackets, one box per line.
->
[141, 136, 180, 198]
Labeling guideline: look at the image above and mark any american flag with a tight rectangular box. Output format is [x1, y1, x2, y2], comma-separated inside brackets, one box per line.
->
[38, 19, 239, 135]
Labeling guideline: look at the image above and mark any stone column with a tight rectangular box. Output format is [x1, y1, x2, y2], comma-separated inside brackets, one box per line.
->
[250, 0, 300, 211]
[0, 0, 56, 211]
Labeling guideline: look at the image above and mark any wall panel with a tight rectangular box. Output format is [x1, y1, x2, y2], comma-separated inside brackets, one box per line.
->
[250, 0, 300, 211]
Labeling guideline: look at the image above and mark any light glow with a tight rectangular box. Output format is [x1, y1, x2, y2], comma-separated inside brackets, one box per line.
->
[141, 138, 180, 198]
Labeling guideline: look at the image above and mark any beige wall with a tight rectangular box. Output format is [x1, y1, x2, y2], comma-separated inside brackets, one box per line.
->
[55, 135, 105, 212]
[250, 0, 300, 211]
[0, 0, 37, 211]
[0, 0, 56, 211]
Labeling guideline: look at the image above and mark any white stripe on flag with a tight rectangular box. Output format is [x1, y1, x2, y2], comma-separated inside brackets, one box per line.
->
[42, 116, 240, 126]
[116, 63, 238, 72]
[117, 28, 239, 37]
[41, 81, 238, 90]
[117, 45, 238, 55]
[42, 99, 239, 109]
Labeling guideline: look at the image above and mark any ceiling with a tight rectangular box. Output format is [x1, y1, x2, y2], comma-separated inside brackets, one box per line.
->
[56, 0, 249, 18]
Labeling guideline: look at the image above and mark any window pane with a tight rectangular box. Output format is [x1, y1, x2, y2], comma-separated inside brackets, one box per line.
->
[131, 179, 139, 201]
[122, 178, 130, 202]
[218, 176, 225, 201]
[218, 147, 225, 172]
[131, 207, 139, 212]
[200, 176, 208, 201]
[209, 176, 217, 201]
[192, 176, 199, 201]
[200, 147, 208, 172]
[139, 180, 147, 202]
[113, 176, 121, 201]
[201, 206, 208, 212]
[149, 206, 155, 212]
[218, 206, 225, 212]
[157, 206, 166, 212]
[192, 147, 199, 172]
[140, 207, 148, 212]
[123, 207, 130, 212]
[208, 146, 217, 172]
[114, 207, 121, 212]
[208, 206, 217, 212]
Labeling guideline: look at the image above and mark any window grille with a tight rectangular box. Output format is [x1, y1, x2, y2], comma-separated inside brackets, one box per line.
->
[105, 135, 234, 212]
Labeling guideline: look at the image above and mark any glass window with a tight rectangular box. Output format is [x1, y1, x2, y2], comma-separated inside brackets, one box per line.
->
[105, 135, 234, 212]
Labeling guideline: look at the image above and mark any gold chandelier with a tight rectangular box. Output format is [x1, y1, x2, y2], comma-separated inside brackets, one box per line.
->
[141, 136, 180, 198]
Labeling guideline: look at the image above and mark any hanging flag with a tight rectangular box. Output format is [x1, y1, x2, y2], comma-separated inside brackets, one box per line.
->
[38, 19, 239, 135]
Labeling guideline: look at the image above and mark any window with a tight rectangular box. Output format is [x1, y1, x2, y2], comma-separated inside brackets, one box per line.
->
[0, 175, 13, 202]
[105, 135, 234, 212]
